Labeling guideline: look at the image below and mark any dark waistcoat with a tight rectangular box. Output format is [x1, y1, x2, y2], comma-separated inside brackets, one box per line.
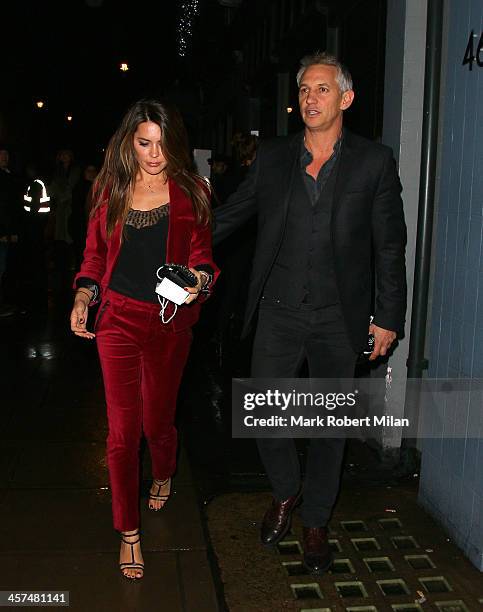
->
[263, 158, 340, 308]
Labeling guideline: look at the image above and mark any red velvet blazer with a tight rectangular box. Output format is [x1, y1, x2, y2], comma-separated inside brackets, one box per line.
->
[75, 178, 219, 331]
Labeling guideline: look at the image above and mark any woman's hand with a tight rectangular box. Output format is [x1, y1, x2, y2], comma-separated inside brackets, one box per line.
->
[70, 292, 96, 339]
[183, 269, 203, 305]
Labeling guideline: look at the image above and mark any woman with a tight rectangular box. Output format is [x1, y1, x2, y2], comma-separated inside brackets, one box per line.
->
[70, 99, 218, 580]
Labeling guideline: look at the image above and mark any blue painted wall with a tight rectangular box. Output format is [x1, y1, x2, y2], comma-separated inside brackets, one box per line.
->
[418, 0, 483, 571]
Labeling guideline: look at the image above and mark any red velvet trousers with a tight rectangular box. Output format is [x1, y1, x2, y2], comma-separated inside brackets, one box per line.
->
[96, 288, 192, 532]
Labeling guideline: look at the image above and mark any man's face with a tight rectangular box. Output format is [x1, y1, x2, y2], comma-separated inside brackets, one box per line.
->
[212, 161, 227, 175]
[84, 165, 97, 182]
[298, 64, 354, 132]
[0, 150, 9, 169]
[58, 149, 73, 165]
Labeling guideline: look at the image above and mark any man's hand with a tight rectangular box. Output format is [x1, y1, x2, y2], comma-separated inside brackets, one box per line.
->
[369, 323, 396, 361]
[183, 269, 203, 305]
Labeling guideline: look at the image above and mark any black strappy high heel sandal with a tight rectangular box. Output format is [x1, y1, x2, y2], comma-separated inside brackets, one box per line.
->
[119, 529, 144, 580]
[148, 478, 171, 511]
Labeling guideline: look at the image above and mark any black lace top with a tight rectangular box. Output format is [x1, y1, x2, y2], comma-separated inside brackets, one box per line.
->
[109, 204, 169, 303]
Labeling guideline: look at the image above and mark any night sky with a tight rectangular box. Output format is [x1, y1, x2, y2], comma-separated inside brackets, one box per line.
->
[2, 0, 201, 164]
[2, 0, 387, 166]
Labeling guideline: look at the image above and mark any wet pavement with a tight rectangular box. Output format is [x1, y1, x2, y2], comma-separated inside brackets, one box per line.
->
[0, 302, 219, 612]
[1, 299, 482, 612]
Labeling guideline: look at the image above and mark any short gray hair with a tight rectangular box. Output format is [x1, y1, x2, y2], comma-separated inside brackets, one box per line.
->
[296, 52, 353, 92]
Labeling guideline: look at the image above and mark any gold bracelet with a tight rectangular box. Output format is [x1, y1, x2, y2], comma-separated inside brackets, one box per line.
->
[76, 289, 92, 301]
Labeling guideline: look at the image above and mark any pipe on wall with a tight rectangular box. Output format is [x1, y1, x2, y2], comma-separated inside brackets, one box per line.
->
[406, 0, 444, 380]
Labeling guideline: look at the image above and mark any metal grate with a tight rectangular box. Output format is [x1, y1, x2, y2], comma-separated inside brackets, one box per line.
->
[334, 581, 368, 598]
[341, 520, 369, 532]
[278, 513, 478, 610]
[419, 576, 452, 594]
[434, 601, 470, 612]
[391, 535, 419, 550]
[277, 540, 303, 555]
[281, 560, 307, 576]
[378, 517, 403, 530]
[290, 582, 323, 600]
[404, 554, 436, 570]
[351, 537, 381, 551]
[376, 578, 410, 596]
[329, 538, 342, 552]
[329, 558, 355, 574]
[363, 556, 395, 572]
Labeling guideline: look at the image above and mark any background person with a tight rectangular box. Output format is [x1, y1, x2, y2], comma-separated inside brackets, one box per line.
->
[70, 163, 98, 269]
[212, 133, 259, 362]
[70, 99, 218, 580]
[0, 146, 21, 316]
[49, 148, 81, 298]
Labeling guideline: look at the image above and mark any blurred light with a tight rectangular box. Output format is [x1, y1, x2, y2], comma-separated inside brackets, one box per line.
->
[36, 100, 44, 109]
[177, 0, 200, 57]
[287, 106, 293, 113]
[67, 115, 73, 122]
[25, 342, 56, 359]
[120, 62, 129, 72]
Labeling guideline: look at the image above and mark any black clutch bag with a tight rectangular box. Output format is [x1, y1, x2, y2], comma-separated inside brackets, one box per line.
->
[157, 263, 197, 288]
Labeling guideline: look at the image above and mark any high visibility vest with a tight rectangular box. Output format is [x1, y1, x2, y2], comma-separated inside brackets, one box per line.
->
[23, 179, 51, 213]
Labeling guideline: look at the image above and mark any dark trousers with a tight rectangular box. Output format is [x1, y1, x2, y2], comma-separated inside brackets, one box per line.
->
[251, 298, 358, 527]
[96, 289, 192, 531]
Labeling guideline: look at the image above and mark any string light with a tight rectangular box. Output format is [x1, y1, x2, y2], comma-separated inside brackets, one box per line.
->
[36, 100, 45, 109]
[120, 62, 129, 72]
[67, 115, 73, 122]
[177, 0, 200, 57]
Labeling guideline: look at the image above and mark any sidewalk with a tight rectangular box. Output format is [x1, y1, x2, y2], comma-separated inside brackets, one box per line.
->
[0, 309, 219, 611]
[206, 483, 483, 611]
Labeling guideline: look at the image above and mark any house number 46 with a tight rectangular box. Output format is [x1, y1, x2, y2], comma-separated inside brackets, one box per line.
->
[462, 30, 483, 70]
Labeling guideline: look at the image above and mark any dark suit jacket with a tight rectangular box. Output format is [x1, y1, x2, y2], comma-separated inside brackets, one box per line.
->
[213, 129, 407, 353]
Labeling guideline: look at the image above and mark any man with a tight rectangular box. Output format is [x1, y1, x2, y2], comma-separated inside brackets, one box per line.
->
[209, 153, 237, 206]
[214, 52, 407, 574]
[19, 164, 51, 314]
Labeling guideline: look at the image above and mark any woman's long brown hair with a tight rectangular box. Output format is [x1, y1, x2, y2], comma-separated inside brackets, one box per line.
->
[92, 99, 211, 236]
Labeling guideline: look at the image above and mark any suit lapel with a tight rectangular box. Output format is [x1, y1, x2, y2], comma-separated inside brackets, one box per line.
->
[332, 129, 360, 221]
[280, 132, 303, 223]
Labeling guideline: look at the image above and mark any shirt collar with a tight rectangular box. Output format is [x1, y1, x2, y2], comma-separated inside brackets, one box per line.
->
[300, 130, 344, 167]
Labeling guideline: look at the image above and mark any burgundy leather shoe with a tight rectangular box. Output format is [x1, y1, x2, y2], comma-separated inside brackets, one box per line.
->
[260, 492, 301, 546]
[302, 526, 333, 575]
